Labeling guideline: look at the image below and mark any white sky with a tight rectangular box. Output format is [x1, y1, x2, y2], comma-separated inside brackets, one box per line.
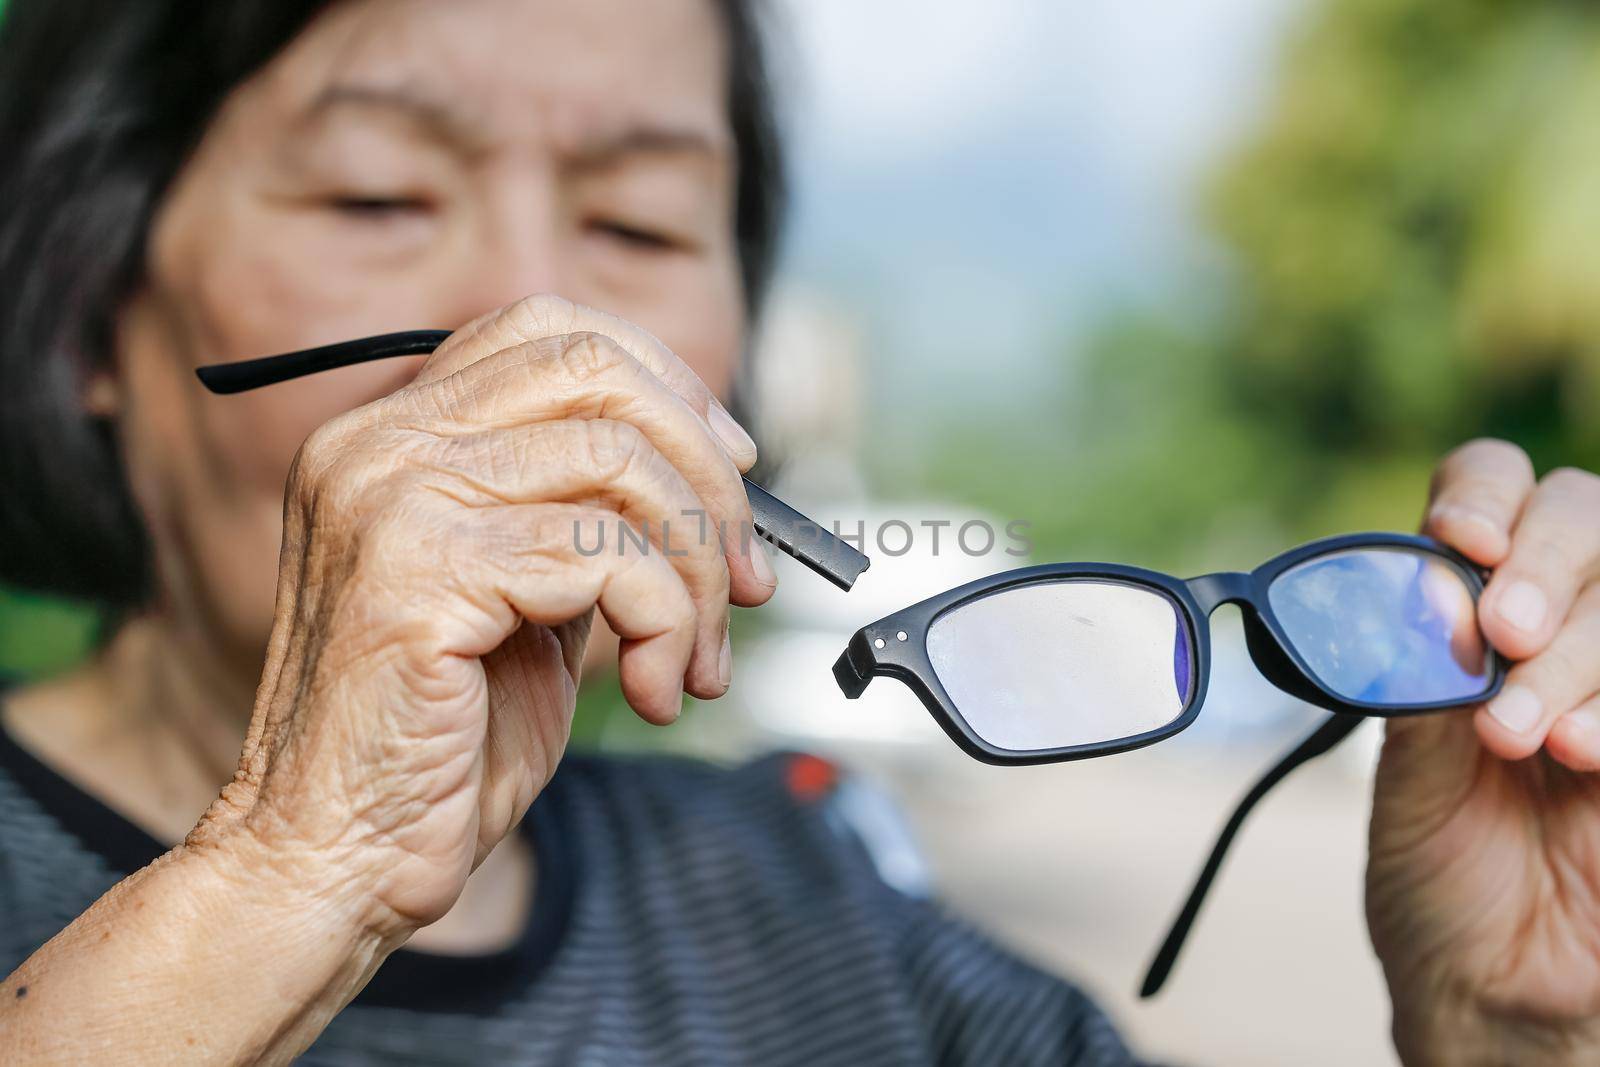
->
[783, 1, 1299, 181]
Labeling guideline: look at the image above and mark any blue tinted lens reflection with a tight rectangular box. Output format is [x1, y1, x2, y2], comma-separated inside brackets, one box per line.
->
[1267, 548, 1489, 705]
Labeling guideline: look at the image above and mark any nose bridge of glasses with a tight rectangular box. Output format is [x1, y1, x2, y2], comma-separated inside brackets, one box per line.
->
[1184, 571, 1253, 615]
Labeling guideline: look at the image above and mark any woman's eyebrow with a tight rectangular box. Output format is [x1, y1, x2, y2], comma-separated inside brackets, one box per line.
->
[302, 82, 487, 152]
[299, 85, 723, 171]
[565, 125, 729, 170]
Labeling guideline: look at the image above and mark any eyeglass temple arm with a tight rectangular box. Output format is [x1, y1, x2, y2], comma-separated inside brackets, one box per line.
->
[195, 331, 870, 591]
[1139, 711, 1366, 998]
[193, 331, 454, 393]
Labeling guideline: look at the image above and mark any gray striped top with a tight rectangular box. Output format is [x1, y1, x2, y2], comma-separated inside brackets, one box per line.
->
[0, 724, 1155, 1066]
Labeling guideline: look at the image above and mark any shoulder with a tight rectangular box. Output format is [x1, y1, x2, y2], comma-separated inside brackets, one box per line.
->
[0, 753, 125, 972]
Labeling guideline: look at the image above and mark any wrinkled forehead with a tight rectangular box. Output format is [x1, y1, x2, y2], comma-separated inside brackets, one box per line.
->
[243, 0, 732, 157]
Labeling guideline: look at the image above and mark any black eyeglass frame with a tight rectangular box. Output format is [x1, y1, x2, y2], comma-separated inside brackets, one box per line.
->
[833, 530, 1506, 765]
[834, 530, 1507, 997]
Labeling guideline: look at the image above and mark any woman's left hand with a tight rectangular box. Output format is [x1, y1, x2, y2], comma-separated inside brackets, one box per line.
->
[1369, 439, 1600, 1066]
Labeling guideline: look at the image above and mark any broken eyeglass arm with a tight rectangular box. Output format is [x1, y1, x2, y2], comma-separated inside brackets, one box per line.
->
[195, 331, 870, 592]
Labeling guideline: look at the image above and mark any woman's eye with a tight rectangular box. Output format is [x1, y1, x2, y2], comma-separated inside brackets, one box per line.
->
[587, 219, 679, 251]
[325, 194, 432, 220]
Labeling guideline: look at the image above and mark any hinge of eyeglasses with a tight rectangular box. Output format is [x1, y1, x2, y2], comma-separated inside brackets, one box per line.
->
[832, 633, 877, 698]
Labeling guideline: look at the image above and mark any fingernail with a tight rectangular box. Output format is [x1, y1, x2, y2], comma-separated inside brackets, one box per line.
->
[749, 539, 777, 587]
[708, 404, 757, 465]
[1488, 684, 1543, 734]
[718, 628, 733, 689]
[1496, 581, 1548, 634]
[1427, 505, 1508, 557]
[1429, 503, 1495, 533]
[1564, 708, 1600, 736]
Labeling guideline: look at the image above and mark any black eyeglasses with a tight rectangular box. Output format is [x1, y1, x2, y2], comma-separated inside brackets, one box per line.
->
[832, 532, 1505, 995]
[194, 331, 870, 592]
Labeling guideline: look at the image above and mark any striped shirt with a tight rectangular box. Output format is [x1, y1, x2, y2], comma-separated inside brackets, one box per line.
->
[0, 722, 1155, 1065]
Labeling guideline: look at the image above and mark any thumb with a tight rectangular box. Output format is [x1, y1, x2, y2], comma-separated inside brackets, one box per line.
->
[1371, 712, 1484, 852]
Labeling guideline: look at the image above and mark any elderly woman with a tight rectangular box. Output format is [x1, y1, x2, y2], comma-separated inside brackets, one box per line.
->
[2, 1, 1599, 1064]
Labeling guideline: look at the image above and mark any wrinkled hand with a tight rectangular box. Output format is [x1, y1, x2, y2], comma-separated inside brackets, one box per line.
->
[1368, 439, 1600, 1066]
[189, 294, 776, 942]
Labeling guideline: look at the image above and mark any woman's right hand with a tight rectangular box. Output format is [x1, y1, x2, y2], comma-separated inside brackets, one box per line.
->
[191, 293, 777, 940]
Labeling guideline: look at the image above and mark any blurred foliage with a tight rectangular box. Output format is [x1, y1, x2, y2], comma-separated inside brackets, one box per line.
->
[0, 589, 97, 681]
[1215, 0, 1600, 464]
[913, 0, 1600, 576]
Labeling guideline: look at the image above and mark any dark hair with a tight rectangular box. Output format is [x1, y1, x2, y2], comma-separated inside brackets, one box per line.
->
[0, 0, 787, 611]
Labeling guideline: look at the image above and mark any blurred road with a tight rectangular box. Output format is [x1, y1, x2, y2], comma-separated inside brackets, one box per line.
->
[868, 739, 1398, 1067]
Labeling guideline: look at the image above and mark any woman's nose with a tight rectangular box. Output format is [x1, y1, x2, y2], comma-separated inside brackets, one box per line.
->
[441, 209, 569, 328]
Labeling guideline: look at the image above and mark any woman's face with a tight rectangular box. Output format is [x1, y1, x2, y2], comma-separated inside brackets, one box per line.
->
[111, 0, 745, 663]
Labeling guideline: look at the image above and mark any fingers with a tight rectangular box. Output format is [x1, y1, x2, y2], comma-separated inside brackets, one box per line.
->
[445, 503, 704, 725]
[1477, 467, 1600, 661]
[1422, 441, 1600, 772]
[1475, 583, 1600, 761]
[1423, 438, 1536, 566]
[408, 331, 774, 606]
[1546, 694, 1600, 773]
[413, 294, 757, 470]
[424, 419, 735, 700]
[328, 296, 775, 727]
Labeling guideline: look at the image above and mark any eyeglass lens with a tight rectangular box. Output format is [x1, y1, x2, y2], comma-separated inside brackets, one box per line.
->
[1266, 547, 1490, 704]
[925, 580, 1193, 753]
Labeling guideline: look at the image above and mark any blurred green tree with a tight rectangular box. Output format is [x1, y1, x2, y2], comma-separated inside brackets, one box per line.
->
[1215, 0, 1600, 468]
[915, 0, 1600, 575]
